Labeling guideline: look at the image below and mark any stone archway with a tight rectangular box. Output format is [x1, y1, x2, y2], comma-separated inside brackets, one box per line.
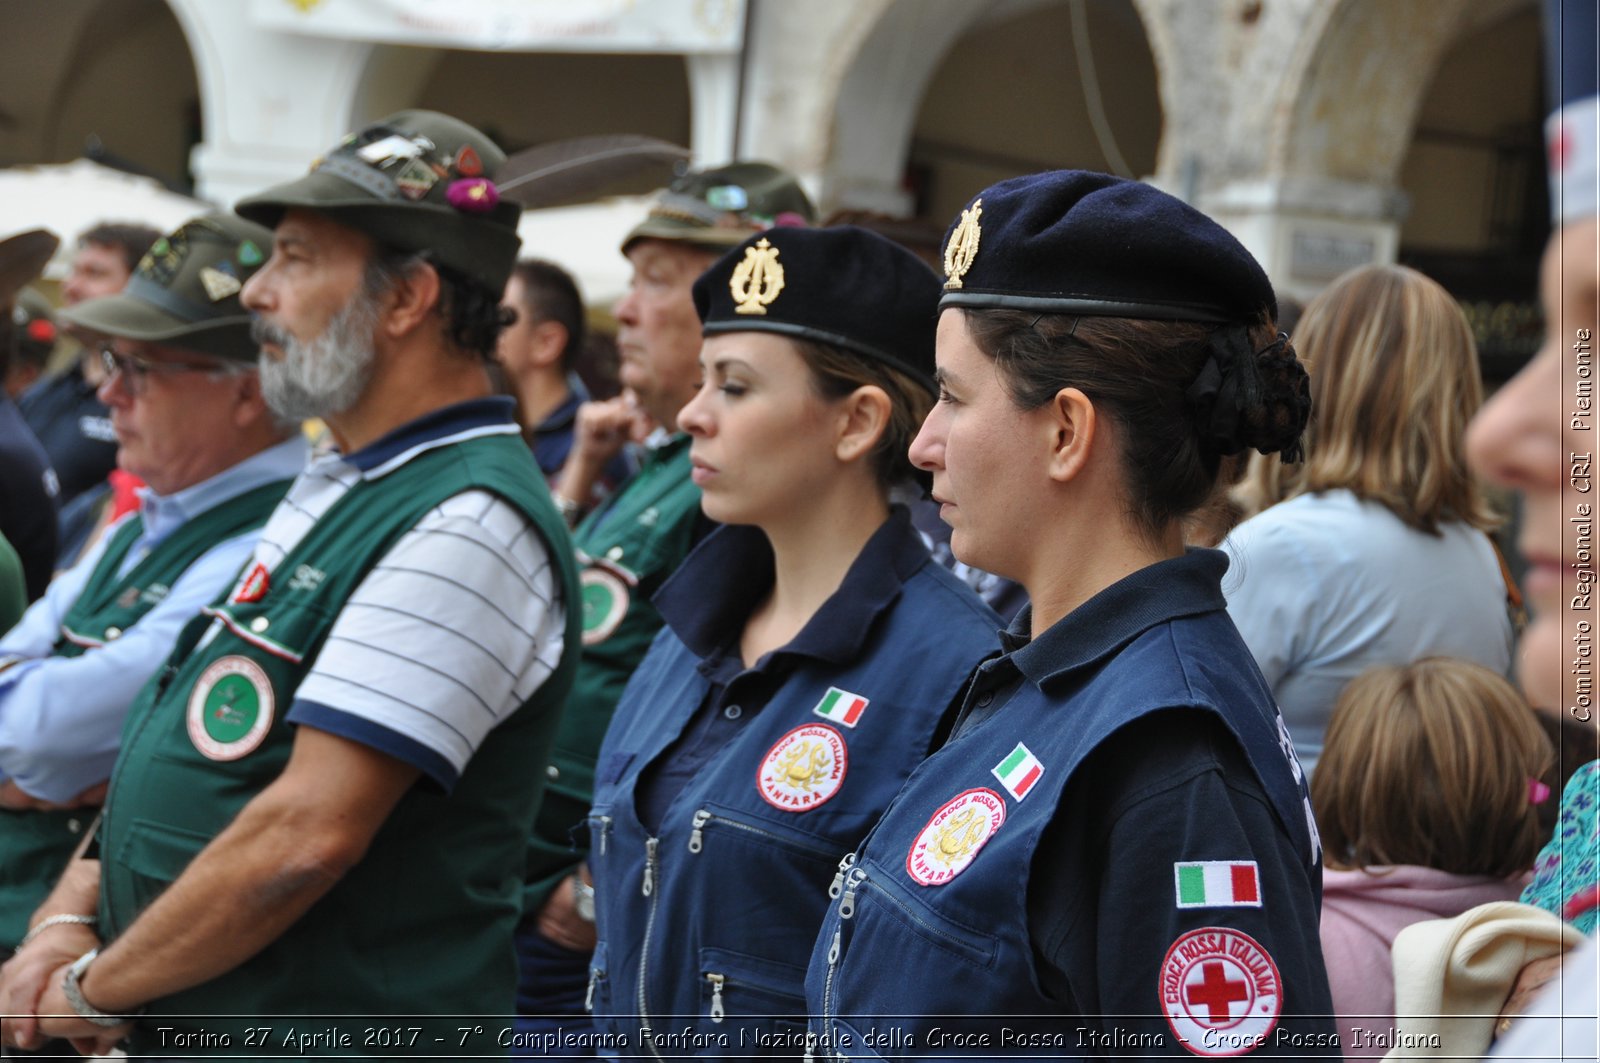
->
[0, 0, 199, 190]
[806, 0, 1167, 217]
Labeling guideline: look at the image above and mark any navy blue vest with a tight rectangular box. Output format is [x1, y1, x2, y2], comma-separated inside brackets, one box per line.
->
[587, 516, 1000, 1057]
[804, 551, 1328, 1060]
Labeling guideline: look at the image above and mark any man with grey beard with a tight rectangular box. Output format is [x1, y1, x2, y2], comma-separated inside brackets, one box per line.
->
[3, 111, 582, 1059]
[251, 268, 383, 420]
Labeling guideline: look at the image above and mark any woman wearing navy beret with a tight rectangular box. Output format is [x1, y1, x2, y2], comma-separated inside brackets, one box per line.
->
[805, 172, 1338, 1059]
[584, 226, 1001, 1055]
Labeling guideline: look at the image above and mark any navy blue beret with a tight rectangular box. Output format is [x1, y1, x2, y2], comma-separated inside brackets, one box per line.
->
[694, 225, 939, 394]
[938, 170, 1277, 325]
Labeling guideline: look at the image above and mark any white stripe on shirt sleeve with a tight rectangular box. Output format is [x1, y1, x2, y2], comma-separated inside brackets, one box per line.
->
[289, 490, 565, 777]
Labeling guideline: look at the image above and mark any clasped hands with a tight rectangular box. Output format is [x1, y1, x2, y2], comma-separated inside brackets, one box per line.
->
[0, 924, 130, 1055]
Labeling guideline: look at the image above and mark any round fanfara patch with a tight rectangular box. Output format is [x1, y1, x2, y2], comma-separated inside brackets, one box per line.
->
[187, 655, 275, 761]
[1161, 927, 1282, 1056]
[757, 724, 847, 812]
[580, 568, 630, 646]
[905, 787, 1006, 886]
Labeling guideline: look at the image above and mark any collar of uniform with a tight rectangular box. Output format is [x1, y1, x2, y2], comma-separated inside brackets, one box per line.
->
[657, 505, 926, 666]
[1008, 548, 1230, 688]
[532, 374, 591, 438]
[639, 430, 690, 465]
[134, 433, 311, 546]
[344, 396, 521, 479]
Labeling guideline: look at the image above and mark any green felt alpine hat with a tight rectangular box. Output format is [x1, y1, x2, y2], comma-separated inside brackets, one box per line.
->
[59, 213, 273, 363]
[622, 161, 816, 253]
[235, 109, 523, 292]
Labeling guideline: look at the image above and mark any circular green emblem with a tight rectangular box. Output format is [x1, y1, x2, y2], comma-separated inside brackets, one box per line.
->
[580, 567, 629, 647]
[187, 656, 275, 761]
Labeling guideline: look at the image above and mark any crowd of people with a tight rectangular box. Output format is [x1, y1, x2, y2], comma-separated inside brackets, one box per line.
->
[0, 7, 1591, 1062]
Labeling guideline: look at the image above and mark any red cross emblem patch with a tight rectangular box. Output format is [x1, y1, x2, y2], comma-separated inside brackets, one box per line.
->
[1160, 927, 1281, 1055]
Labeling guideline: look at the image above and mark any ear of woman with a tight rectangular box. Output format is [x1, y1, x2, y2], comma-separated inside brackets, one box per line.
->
[832, 385, 891, 465]
[1044, 386, 1096, 484]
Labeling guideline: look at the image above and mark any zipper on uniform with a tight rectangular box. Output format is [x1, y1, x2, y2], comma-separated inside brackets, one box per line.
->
[682, 807, 836, 859]
[706, 973, 725, 1023]
[687, 810, 710, 853]
[585, 965, 605, 1011]
[828, 852, 857, 898]
[819, 863, 866, 1050]
[593, 814, 613, 856]
[821, 927, 842, 1049]
[837, 868, 867, 920]
[637, 837, 663, 1059]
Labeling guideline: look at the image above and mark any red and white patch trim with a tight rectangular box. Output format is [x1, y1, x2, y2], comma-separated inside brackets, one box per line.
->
[757, 724, 847, 812]
[1161, 927, 1282, 1056]
[579, 566, 632, 647]
[905, 787, 1006, 886]
[233, 562, 270, 604]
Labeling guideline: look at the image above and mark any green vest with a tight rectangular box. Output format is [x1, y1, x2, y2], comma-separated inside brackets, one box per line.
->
[0, 532, 23, 636]
[98, 434, 580, 1059]
[524, 434, 701, 909]
[0, 480, 288, 951]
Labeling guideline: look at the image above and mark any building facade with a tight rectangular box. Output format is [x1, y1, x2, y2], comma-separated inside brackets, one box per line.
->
[0, 0, 1548, 368]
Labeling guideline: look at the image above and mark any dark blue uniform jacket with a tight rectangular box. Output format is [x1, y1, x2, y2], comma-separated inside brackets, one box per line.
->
[587, 508, 1001, 1056]
[805, 549, 1337, 1061]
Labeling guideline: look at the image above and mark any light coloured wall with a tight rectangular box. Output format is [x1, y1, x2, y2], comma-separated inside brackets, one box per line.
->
[910, 0, 1160, 223]
[0, 0, 1551, 308]
[1, 0, 196, 189]
[1398, 5, 1543, 252]
[416, 49, 691, 160]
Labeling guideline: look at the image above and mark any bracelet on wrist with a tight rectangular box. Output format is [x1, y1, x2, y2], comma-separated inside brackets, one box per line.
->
[14, 913, 96, 953]
[62, 948, 142, 1027]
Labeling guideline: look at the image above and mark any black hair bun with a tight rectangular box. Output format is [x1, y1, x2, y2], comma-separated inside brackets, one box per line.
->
[1185, 326, 1311, 462]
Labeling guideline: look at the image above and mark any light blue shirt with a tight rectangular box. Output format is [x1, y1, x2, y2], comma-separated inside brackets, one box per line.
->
[1220, 489, 1514, 778]
[0, 435, 309, 802]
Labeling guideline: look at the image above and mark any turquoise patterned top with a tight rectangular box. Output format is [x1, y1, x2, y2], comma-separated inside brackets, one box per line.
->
[1523, 760, 1600, 934]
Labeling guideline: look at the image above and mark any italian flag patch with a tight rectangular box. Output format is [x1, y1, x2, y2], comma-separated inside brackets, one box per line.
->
[812, 687, 869, 728]
[991, 743, 1043, 801]
[1174, 861, 1261, 909]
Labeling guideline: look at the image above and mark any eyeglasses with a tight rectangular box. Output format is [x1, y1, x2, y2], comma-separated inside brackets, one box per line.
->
[98, 346, 233, 396]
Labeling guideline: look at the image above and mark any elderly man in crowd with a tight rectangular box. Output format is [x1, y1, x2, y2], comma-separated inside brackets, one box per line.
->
[0, 213, 301, 964]
[20, 223, 162, 516]
[0, 109, 579, 1059]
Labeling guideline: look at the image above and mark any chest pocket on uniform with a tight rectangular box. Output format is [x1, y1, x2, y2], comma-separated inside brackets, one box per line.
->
[697, 946, 808, 1046]
[851, 858, 998, 971]
[109, 818, 213, 922]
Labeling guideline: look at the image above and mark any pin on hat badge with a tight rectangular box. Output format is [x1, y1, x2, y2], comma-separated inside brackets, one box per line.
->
[199, 265, 242, 302]
[453, 144, 483, 177]
[943, 198, 983, 290]
[729, 237, 785, 315]
[395, 160, 438, 201]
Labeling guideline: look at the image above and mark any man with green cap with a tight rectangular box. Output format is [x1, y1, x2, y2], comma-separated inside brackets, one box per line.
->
[0, 211, 303, 986]
[514, 161, 816, 1048]
[0, 111, 581, 1059]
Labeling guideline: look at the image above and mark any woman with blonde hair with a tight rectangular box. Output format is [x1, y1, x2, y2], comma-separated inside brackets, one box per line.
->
[1222, 263, 1513, 775]
[1314, 657, 1552, 1058]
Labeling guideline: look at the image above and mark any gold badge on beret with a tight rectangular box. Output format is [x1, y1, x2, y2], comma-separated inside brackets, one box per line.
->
[943, 198, 982, 290]
[730, 237, 785, 315]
